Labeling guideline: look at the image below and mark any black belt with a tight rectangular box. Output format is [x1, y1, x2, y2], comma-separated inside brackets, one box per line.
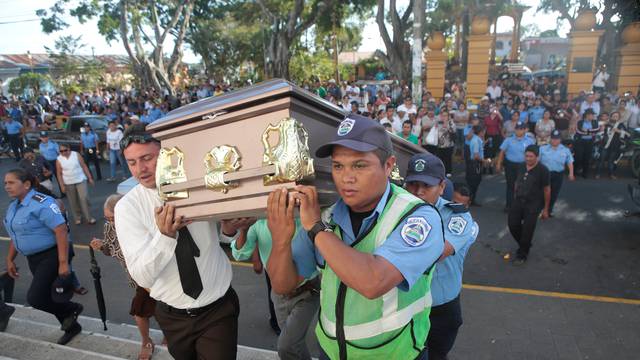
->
[159, 286, 232, 317]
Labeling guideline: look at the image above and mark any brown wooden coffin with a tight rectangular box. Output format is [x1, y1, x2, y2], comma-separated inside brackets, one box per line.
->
[147, 79, 424, 220]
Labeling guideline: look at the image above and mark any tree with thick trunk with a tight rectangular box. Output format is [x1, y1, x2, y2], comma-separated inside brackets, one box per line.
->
[375, 0, 413, 84]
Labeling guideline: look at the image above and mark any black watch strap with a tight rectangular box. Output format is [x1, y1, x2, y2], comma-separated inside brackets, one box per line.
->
[308, 221, 330, 244]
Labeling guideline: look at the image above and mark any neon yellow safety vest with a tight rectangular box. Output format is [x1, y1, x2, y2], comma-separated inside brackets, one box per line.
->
[316, 184, 436, 360]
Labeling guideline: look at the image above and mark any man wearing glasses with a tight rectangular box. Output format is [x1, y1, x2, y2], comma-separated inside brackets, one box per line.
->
[114, 124, 240, 360]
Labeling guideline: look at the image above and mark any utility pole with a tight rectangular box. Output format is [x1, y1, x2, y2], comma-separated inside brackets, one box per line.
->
[411, 0, 425, 103]
[332, 5, 340, 83]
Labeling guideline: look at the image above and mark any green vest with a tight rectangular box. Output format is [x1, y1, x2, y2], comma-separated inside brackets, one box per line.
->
[316, 184, 435, 360]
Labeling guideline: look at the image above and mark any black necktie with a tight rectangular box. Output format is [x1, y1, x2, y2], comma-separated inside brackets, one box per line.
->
[176, 227, 203, 299]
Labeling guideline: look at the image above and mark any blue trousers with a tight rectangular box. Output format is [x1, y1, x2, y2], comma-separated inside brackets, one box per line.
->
[109, 149, 130, 178]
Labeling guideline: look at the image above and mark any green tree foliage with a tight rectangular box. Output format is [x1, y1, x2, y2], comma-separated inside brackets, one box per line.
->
[288, 52, 351, 84]
[38, 0, 195, 95]
[8, 73, 53, 96]
[44, 35, 106, 95]
[187, 1, 262, 82]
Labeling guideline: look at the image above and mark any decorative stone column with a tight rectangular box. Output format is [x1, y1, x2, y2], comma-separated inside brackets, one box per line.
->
[425, 32, 447, 99]
[466, 16, 493, 103]
[616, 22, 640, 95]
[566, 10, 604, 97]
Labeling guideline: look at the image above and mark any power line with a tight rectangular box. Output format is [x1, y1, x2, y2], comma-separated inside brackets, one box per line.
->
[0, 19, 39, 25]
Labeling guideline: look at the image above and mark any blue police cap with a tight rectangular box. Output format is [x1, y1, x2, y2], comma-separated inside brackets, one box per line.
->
[551, 129, 561, 139]
[51, 275, 74, 303]
[515, 121, 527, 129]
[39, 131, 48, 137]
[405, 153, 445, 186]
[316, 114, 393, 158]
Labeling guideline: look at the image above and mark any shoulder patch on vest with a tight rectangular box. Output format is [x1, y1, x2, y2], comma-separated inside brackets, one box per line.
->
[447, 216, 467, 235]
[32, 193, 47, 203]
[401, 217, 431, 247]
[444, 202, 468, 213]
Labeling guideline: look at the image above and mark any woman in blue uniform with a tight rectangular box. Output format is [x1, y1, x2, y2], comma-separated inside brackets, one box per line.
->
[4, 169, 83, 345]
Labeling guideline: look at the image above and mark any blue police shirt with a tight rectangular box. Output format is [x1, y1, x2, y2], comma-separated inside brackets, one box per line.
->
[469, 135, 484, 160]
[500, 134, 535, 163]
[39, 141, 60, 161]
[291, 182, 444, 291]
[519, 110, 529, 123]
[430, 197, 478, 306]
[149, 108, 163, 122]
[528, 106, 545, 124]
[10, 108, 22, 122]
[463, 125, 473, 145]
[539, 144, 573, 172]
[4, 189, 66, 256]
[81, 131, 98, 148]
[5, 120, 23, 135]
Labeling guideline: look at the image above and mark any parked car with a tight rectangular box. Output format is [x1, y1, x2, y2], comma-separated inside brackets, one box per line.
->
[26, 115, 111, 160]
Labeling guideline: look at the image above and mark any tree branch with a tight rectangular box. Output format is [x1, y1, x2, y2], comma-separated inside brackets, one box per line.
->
[158, 1, 186, 45]
[256, 0, 277, 23]
[118, 0, 139, 66]
[377, 0, 393, 51]
[149, 0, 162, 43]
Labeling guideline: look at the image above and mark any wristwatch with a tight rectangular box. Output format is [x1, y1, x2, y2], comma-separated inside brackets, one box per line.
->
[307, 221, 332, 245]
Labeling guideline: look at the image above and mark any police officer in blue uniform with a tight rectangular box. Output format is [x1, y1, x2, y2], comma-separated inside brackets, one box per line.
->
[4, 168, 84, 344]
[466, 125, 485, 206]
[539, 130, 575, 217]
[3, 117, 24, 161]
[267, 115, 444, 360]
[404, 153, 479, 360]
[496, 121, 536, 210]
[574, 108, 600, 178]
[80, 122, 102, 181]
[38, 132, 60, 175]
[38, 131, 64, 196]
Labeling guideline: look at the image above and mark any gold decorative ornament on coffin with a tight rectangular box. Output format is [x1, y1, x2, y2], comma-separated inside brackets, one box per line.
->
[262, 117, 315, 186]
[156, 147, 189, 201]
[204, 145, 242, 193]
[390, 163, 404, 184]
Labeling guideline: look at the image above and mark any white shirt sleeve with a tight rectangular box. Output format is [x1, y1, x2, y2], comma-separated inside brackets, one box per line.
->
[114, 194, 178, 288]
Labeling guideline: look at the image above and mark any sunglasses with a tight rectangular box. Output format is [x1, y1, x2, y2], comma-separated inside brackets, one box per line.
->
[60, 149, 70, 153]
[119, 133, 158, 150]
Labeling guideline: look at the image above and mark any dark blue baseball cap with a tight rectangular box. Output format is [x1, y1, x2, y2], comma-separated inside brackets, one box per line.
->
[515, 121, 527, 129]
[551, 129, 561, 139]
[405, 153, 445, 186]
[51, 275, 74, 303]
[316, 114, 393, 158]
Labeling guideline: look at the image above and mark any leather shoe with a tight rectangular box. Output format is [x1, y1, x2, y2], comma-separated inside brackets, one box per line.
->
[61, 303, 83, 331]
[58, 322, 82, 345]
[0, 305, 15, 332]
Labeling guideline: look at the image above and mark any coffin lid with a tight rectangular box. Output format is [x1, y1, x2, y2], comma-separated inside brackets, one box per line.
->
[147, 78, 346, 132]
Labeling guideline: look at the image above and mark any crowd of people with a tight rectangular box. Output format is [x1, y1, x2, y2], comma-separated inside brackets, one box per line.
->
[0, 68, 639, 360]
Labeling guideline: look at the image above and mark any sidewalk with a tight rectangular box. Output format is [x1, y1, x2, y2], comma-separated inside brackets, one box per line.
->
[451, 287, 640, 360]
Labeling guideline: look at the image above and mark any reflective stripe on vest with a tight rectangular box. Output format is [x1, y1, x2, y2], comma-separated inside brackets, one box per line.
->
[320, 291, 432, 341]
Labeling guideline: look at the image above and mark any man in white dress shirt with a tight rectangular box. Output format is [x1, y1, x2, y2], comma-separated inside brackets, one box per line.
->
[115, 124, 239, 360]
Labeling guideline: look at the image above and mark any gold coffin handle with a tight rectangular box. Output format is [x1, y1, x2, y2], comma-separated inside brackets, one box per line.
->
[262, 117, 315, 186]
[156, 147, 189, 201]
[203, 145, 242, 193]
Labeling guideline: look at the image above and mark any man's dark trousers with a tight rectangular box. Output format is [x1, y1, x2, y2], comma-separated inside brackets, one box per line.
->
[508, 198, 541, 258]
[465, 160, 482, 203]
[504, 160, 521, 209]
[83, 149, 102, 180]
[427, 295, 463, 360]
[549, 171, 564, 215]
[8, 134, 22, 161]
[155, 287, 239, 360]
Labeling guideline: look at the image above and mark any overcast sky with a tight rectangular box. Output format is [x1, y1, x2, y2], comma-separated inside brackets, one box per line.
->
[0, 0, 571, 63]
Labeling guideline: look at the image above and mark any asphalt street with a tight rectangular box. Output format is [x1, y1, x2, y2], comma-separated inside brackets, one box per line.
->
[1, 157, 638, 358]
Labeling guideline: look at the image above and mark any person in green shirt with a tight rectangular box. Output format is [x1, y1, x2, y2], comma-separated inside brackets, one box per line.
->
[230, 219, 320, 360]
[397, 120, 419, 144]
[316, 80, 327, 99]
